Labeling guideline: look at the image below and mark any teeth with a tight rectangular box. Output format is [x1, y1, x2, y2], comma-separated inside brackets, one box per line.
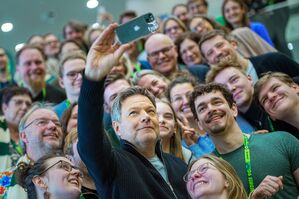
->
[69, 179, 78, 186]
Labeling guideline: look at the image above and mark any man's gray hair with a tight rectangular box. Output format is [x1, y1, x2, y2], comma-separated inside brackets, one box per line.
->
[18, 102, 56, 151]
[111, 86, 156, 122]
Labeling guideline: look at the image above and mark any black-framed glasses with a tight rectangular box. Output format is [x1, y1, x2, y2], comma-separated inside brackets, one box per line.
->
[39, 160, 83, 178]
[147, 46, 174, 59]
[22, 118, 62, 130]
[65, 69, 84, 81]
[183, 162, 215, 182]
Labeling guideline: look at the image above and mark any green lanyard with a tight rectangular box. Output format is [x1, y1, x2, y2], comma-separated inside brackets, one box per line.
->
[215, 135, 255, 193]
[41, 87, 46, 101]
[65, 99, 71, 108]
[243, 135, 255, 193]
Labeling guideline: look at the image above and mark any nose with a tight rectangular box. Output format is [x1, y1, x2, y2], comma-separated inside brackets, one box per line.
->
[207, 103, 217, 114]
[157, 51, 167, 59]
[47, 120, 57, 130]
[182, 95, 189, 105]
[226, 83, 235, 92]
[268, 92, 277, 102]
[151, 86, 160, 96]
[76, 71, 83, 80]
[196, 26, 203, 33]
[70, 167, 83, 179]
[190, 170, 202, 181]
[186, 50, 193, 57]
[21, 102, 29, 110]
[214, 48, 223, 57]
[140, 111, 151, 123]
[158, 115, 165, 124]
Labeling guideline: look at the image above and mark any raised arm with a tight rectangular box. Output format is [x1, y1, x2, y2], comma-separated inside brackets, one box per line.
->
[85, 23, 131, 81]
[77, 23, 131, 184]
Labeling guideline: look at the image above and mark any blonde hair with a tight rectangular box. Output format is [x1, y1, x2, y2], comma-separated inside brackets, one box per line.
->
[205, 58, 245, 83]
[63, 128, 78, 155]
[254, 71, 296, 102]
[188, 154, 247, 199]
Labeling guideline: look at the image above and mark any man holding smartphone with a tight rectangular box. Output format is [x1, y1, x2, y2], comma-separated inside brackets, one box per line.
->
[77, 24, 190, 199]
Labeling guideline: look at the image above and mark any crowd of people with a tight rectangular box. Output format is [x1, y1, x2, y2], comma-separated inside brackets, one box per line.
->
[0, 0, 298, 198]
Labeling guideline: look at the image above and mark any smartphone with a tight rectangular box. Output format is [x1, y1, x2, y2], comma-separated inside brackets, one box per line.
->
[115, 13, 159, 44]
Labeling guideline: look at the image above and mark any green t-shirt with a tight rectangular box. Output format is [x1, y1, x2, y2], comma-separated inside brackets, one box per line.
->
[220, 132, 299, 198]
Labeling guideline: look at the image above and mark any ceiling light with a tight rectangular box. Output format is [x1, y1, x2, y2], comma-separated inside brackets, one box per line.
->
[15, 43, 25, 52]
[86, 0, 99, 9]
[1, 23, 13, 32]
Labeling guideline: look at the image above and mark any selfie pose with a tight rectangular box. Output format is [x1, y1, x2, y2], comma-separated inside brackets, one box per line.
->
[16, 154, 82, 199]
[185, 155, 247, 199]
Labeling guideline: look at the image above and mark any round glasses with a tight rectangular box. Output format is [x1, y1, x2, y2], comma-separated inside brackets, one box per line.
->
[39, 160, 83, 178]
[183, 162, 215, 182]
[65, 69, 84, 81]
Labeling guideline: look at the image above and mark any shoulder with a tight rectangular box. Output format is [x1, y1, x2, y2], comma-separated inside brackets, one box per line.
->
[46, 84, 65, 95]
[250, 52, 284, 63]
[250, 22, 265, 28]
[163, 153, 187, 166]
[251, 131, 297, 143]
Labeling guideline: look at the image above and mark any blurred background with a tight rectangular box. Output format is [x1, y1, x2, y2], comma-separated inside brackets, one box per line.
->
[1, 0, 299, 73]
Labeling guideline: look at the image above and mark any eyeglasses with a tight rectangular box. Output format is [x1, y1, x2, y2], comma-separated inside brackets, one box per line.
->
[147, 46, 174, 59]
[23, 118, 62, 130]
[39, 160, 83, 178]
[65, 69, 84, 81]
[165, 26, 181, 34]
[183, 162, 215, 182]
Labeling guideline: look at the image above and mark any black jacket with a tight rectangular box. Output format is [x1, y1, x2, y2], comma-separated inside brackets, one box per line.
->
[78, 77, 190, 199]
[249, 52, 299, 78]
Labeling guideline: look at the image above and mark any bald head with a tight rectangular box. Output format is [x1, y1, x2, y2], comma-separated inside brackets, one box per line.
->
[145, 34, 178, 77]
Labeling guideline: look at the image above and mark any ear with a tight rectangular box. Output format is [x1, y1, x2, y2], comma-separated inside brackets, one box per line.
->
[103, 103, 110, 113]
[224, 179, 229, 188]
[146, 55, 150, 62]
[247, 75, 253, 85]
[231, 103, 238, 118]
[59, 77, 65, 89]
[291, 83, 299, 92]
[173, 45, 178, 58]
[32, 176, 47, 190]
[112, 121, 122, 137]
[16, 65, 20, 72]
[2, 103, 8, 114]
[230, 39, 238, 50]
[20, 132, 29, 145]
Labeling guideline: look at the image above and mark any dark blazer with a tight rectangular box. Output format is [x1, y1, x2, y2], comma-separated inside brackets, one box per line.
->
[78, 77, 190, 199]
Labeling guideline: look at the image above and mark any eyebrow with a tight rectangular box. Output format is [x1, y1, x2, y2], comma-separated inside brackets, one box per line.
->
[196, 97, 223, 108]
[228, 74, 238, 82]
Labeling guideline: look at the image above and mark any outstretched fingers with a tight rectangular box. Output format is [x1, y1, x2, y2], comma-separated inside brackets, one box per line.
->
[92, 23, 118, 49]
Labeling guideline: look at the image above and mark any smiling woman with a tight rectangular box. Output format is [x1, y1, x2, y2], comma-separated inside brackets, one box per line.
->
[15, 153, 82, 199]
[185, 154, 247, 199]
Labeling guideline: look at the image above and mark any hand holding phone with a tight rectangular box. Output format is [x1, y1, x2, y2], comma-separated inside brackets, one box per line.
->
[115, 13, 159, 44]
